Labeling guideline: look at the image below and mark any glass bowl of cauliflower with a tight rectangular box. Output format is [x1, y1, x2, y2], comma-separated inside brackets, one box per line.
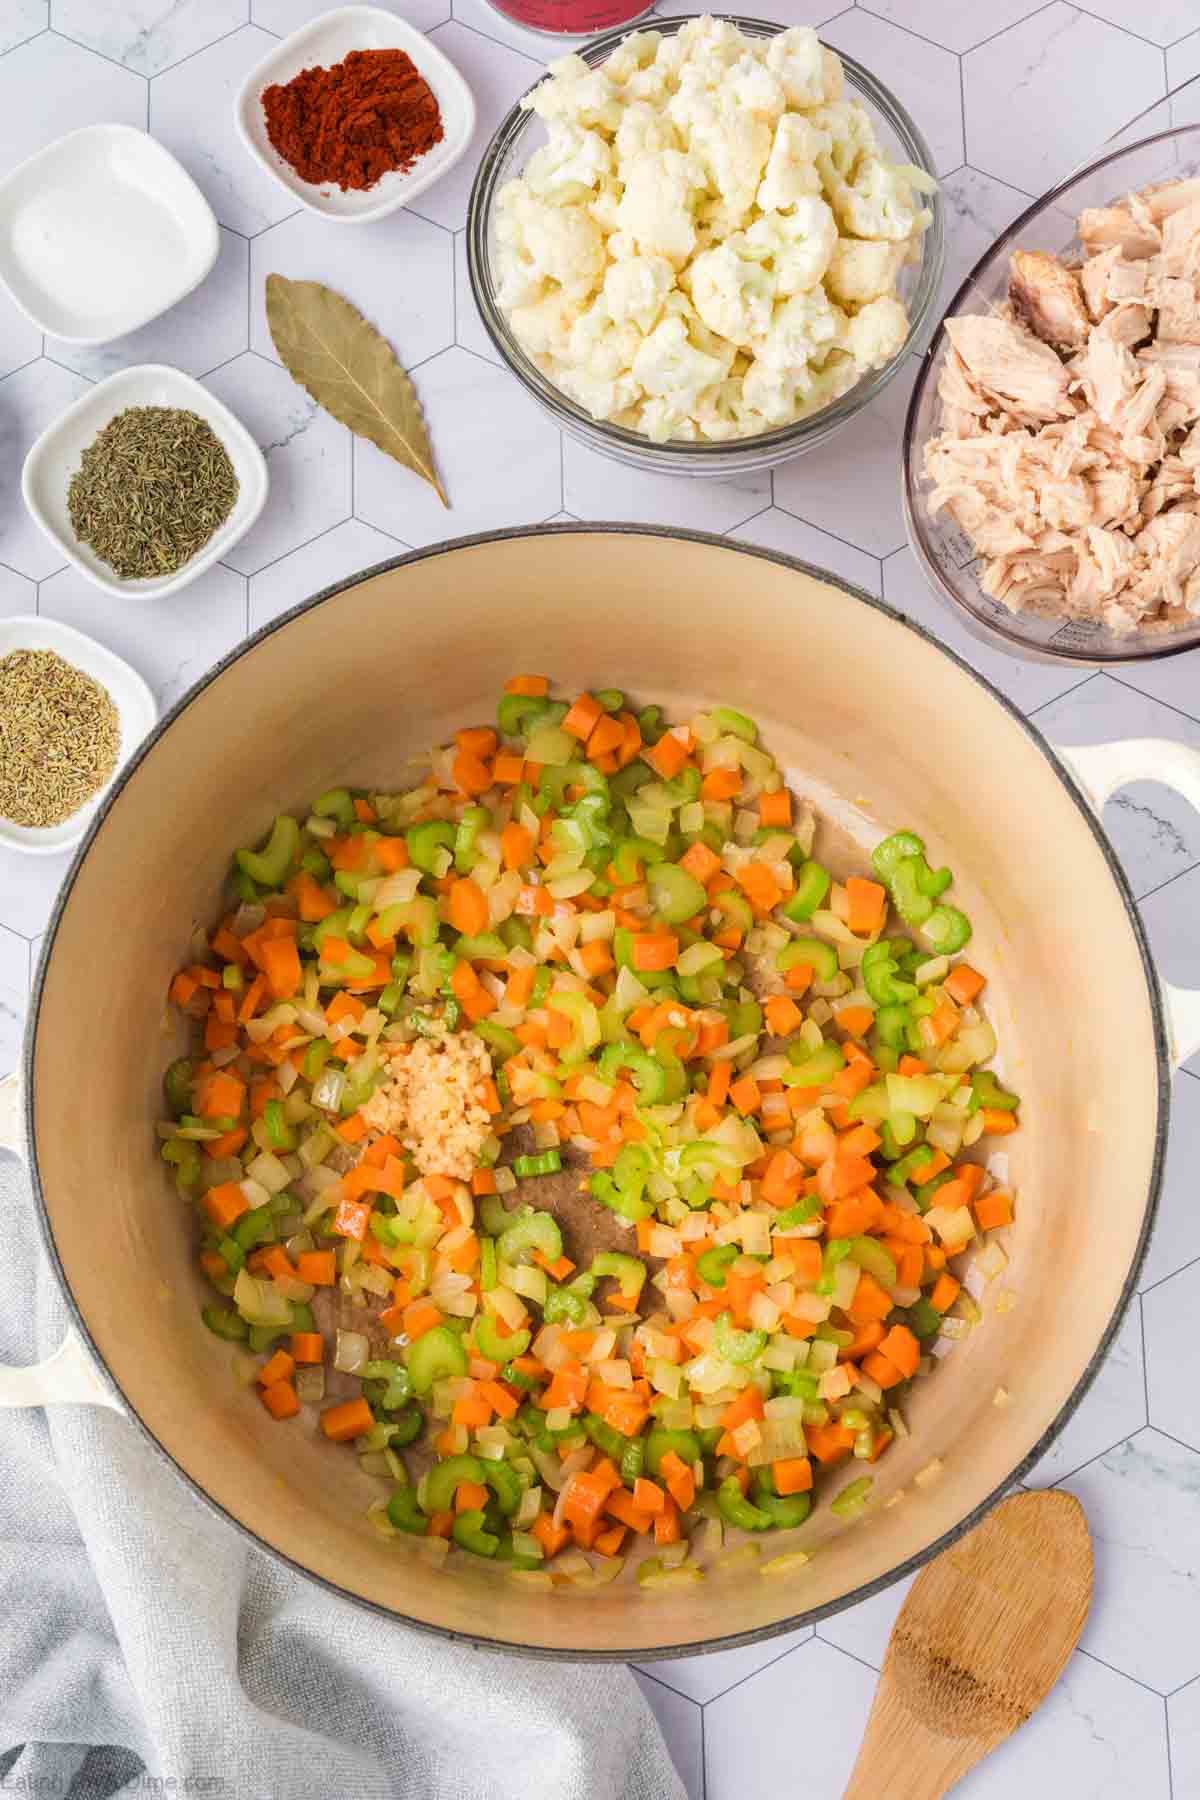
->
[466, 13, 944, 473]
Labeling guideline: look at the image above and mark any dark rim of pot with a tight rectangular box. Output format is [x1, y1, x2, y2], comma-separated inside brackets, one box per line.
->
[22, 522, 1170, 1663]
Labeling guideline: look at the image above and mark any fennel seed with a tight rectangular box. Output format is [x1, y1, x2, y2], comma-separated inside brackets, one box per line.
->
[67, 406, 238, 580]
[0, 648, 120, 827]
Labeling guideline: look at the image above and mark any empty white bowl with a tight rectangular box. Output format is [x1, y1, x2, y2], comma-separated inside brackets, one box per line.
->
[0, 123, 219, 345]
[21, 363, 268, 601]
[0, 614, 156, 856]
[235, 4, 476, 224]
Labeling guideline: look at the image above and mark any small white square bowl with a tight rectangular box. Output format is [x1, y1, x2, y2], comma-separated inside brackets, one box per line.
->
[0, 614, 157, 856]
[235, 4, 476, 224]
[0, 123, 219, 345]
[21, 363, 268, 602]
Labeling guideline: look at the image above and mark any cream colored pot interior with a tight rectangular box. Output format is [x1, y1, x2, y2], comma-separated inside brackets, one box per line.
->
[30, 529, 1161, 1656]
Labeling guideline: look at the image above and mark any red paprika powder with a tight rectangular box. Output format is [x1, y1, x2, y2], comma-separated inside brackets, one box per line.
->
[262, 47, 444, 193]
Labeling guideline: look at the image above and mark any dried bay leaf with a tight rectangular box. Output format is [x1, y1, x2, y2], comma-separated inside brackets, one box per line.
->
[265, 274, 447, 507]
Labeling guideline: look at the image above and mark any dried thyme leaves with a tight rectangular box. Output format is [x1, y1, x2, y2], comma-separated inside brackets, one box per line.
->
[67, 406, 238, 580]
[0, 649, 120, 827]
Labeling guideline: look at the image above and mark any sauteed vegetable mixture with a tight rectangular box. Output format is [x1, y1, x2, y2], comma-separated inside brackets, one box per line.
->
[159, 679, 1019, 1585]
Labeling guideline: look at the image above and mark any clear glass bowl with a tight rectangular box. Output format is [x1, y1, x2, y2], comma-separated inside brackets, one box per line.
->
[904, 123, 1200, 665]
[466, 13, 945, 476]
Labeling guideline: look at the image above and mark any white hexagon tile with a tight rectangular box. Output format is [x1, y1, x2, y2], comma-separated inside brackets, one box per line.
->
[4, 3, 1200, 1795]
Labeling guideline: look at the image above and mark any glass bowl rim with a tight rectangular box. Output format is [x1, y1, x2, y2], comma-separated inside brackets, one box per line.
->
[903, 118, 1200, 666]
[465, 11, 946, 462]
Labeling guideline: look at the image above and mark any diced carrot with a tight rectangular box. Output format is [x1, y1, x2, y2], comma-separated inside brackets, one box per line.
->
[729, 1074, 761, 1116]
[261, 1379, 300, 1420]
[735, 862, 784, 914]
[479, 1379, 519, 1421]
[943, 963, 985, 1005]
[170, 971, 199, 1007]
[320, 1397, 373, 1441]
[204, 1015, 238, 1053]
[604, 1394, 650, 1437]
[643, 731, 690, 780]
[336, 1112, 367, 1143]
[427, 1511, 454, 1539]
[633, 1478, 666, 1514]
[659, 1450, 696, 1513]
[295, 1250, 336, 1286]
[980, 1109, 1019, 1136]
[561, 692, 604, 742]
[721, 1386, 765, 1431]
[930, 1272, 961, 1312]
[505, 674, 548, 697]
[492, 752, 525, 785]
[845, 877, 887, 935]
[772, 1457, 813, 1496]
[807, 1422, 856, 1465]
[449, 877, 489, 937]
[604, 1488, 654, 1534]
[291, 1332, 324, 1364]
[204, 1126, 247, 1159]
[257, 1349, 295, 1387]
[593, 1523, 626, 1557]
[847, 1271, 894, 1325]
[784, 1239, 823, 1285]
[531, 1513, 570, 1557]
[195, 1070, 245, 1120]
[861, 1352, 905, 1391]
[974, 1189, 1014, 1230]
[764, 995, 803, 1037]
[898, 1055, 928, 1076]
[679, 840, 721, 883]
[259, 935, 301, 1000]
[452, 750, 492, 796]
[454, 1480, 490, 1513]
[373, 835, 409, 872]
[878, 1325, 920, 1380]
[587, 714, 625, 760]
[784, 961, 814, 995]
[841, 1319, 886, 1363]
[203, 1182, 248, 1230]
[836, 1005, 875, 1041]
[654, 1498, 681, 1546]
[452, 1393, 493, 1428]
[630, 932, 678, 972]
[910, 1149, 952, 1187]
[758, 789, 792, 828]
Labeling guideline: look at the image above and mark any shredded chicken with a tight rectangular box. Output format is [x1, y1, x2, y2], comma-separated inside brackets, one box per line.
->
[923, 177, 1200, 635]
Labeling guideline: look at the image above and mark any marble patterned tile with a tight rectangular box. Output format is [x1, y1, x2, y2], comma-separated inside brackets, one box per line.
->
[856, 0, 1046, 55]
[655, 0, 845, 22]
[1025, 1300, 1148, 1486]
[0, 845, 74, 940]
[252, 0, 450, 33]
[962, 1651, 1170, 1799]
[964, 4, 1166, 197]
[0, 33, 144, 173]
[247, 516, 405, 630]
[1144, 1263, 1200, 1450]
[250, 210, 453, 372]
[706, 1637, 877, 1797]
[0, 283, 42, 380]
[1140, 1073, 1200, 1292]
[150, 25, 297, 236]
[0, 563, 36, 615]
[1062, 1428, 1200, 1693]
[1109, 651, 1200, 724]
[937, 166, 1033, 318]
[205, 351, 352, 574]
[731, 503, 882, 597]
[819, 9, 963, 175]
[1078, 0, 1199, 47]
[53, 0, 247, 76]
[1139, 864, 1200, 1078]
[562, 437, 768, 533]
[0, 925, 28, 1081]
[353, 345, 561, 545]
[638, 1622, 813, 1706]
[816, 1572, 913, 1668]
[38, 560, 247, 712]
[631, 1673, 700, 1800]
[880, 545, 1099, 715]
[47, 226, 249, 381]
[774, 359, 918, 559]
[0, 358, 92, 580]
[1031, 676, 1200, 900]
[453, 230, 501, 366]
[417, 23, 542, 233]
[1168, 1676, 1200, 1795]
[1167, 29, 1200, 131]
[0, 1, 46, 56]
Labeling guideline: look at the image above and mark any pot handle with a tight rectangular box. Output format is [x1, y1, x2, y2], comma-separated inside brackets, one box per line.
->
[1057, 738, 1200, 1068]
[0, 1071, 125, 1414]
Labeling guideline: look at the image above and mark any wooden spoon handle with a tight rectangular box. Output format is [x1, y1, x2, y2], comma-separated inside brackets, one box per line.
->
[843, 1676, 989, 1800]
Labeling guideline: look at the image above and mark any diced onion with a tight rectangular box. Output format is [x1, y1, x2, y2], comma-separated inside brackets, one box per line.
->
[334, 1329, 369, 1374]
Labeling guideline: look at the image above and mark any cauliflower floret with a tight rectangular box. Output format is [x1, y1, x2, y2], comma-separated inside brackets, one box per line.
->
[557, 364, 643, 422]
[508, 288, 578, 360]
[567, 301, 644, 382]
[741, 357, 808, 425]
[614, 99, 682, 162]
[671, 88, 771, 229]
[831, 156, 934, 243]
[728, 53, 786, 121]
[764, 27, 841, 109]
[514, 194, 606, 299]
[756, 114, 830, 213]
[678, 15, 747, 72]
[844, 295, 909, 370]
[525, 122, 614, 204]
[603, 29, 662, 87]
[824, 237, 907, 306]
[588, 178, 624, 237]
[809, 101, 879, 182]
[526, 60, 622, 132]
[688, 242, 775, 346]
[603, 254, 675, 333]
[745, 198, 839, 296]
[615, 149, 705, 264]
[632, 316, 727, 411]
[795, 349, 859, 417]
[753, 287, 846, 374]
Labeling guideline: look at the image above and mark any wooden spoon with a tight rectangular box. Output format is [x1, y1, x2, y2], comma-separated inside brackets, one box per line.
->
[843, 1490, 1093, 1799]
